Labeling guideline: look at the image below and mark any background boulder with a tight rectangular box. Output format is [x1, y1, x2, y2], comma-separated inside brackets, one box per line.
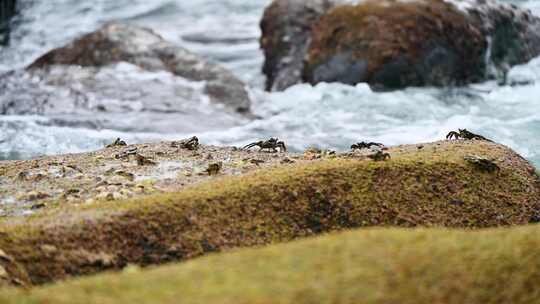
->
[29, 23, 251, 113]
[261, 0, 540, 91]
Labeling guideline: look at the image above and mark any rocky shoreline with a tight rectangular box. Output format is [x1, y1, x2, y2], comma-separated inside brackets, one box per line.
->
[1, 0, 540, 300]
[0, 138, 539, 288]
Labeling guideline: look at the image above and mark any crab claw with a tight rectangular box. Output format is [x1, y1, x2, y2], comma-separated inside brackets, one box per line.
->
[243, 142, 261, 150]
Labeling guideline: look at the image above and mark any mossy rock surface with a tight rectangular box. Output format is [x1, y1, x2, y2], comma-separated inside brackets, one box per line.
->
[0, 140, 538, 288]
[2, 225, 540, 303]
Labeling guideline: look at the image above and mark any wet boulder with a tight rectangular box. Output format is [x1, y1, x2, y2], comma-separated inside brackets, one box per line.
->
[261, 0, 540, 91]
[28, 22, 250, 113]
[260, 0, 334, 91]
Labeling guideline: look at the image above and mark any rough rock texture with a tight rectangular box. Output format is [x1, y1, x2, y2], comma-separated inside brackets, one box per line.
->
[260, 0, 335, 91]
[28, 23, 250, 113]
[305, 0, 488, 89]
[0, 139, 539, 287]
[3, 226, 540, 304]
[0, 140, 312, 217]
[261, 0, 540, 91]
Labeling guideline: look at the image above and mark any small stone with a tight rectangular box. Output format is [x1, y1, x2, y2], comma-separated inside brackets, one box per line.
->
[464, 155, 500, 173]
[29, 173, 46, 182]
[281, 158, 295, 164]
[65, 188, 81, 195]
[133, 184, 146, 194]
[450, 199, 464, 206]
[30, 203, 47, 210]
[26, 191, 50, 201]
[135, 154, 157, 166]
[66, 164, 83, 173]
[97, 192, 115, 201]
[115, 171, 135, 181]
[205, 162, 223, 176]
[250, 159, 265, 166]
[40, 244, 58, 254]
[112, 192, 127, 200]
[119, 188, 132, 197]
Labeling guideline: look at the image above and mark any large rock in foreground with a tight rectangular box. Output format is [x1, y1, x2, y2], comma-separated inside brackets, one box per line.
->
[261, 0, 540, 91]
[28, 23, 250, 113]
[0, 139, 539, 287]
[3, 226, 540, 303]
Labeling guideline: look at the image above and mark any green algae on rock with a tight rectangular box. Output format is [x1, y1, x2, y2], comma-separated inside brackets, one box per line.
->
[0, 140, 538, 288]
[2, 225, 540, 304]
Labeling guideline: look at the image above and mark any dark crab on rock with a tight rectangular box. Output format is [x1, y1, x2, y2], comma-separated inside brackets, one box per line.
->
[351, 142, 384, 150]
[446, 129, 491, 141]
[171, 136, 199, 151]
[243, 138, 287, 153]
[106, 138, 127, 148]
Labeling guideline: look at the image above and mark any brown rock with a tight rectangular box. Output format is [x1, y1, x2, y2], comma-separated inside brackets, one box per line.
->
[260, 0, 540, 91]
[304, 0, 487, 89]
[28, 23, 250, 113]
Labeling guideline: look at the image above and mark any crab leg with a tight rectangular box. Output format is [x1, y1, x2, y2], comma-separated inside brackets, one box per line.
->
[242, 142, 260, 150]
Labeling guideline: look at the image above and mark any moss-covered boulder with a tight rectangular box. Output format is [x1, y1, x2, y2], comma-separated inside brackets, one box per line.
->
[304, 0, 487, 89]
[3, 225, 540, 303]
[261, 0, 540, 91]
[27, 23, 250, 113]
[0, 140, 538, 288]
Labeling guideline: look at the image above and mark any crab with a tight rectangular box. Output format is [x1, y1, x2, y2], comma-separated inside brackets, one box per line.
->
[351, 142, 384, 150]
[367, 150, 391, 161]
[446, 129, 491, 141]
[171, 136, 199, 151]
[243, 138, 287, 153]
[106, 138, 127, 148]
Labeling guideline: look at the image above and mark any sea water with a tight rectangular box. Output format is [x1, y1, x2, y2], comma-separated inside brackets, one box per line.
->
[1, 0, 540, 166]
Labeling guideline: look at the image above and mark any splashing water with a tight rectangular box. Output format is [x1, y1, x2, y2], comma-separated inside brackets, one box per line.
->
[1, 0, 540, 167]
